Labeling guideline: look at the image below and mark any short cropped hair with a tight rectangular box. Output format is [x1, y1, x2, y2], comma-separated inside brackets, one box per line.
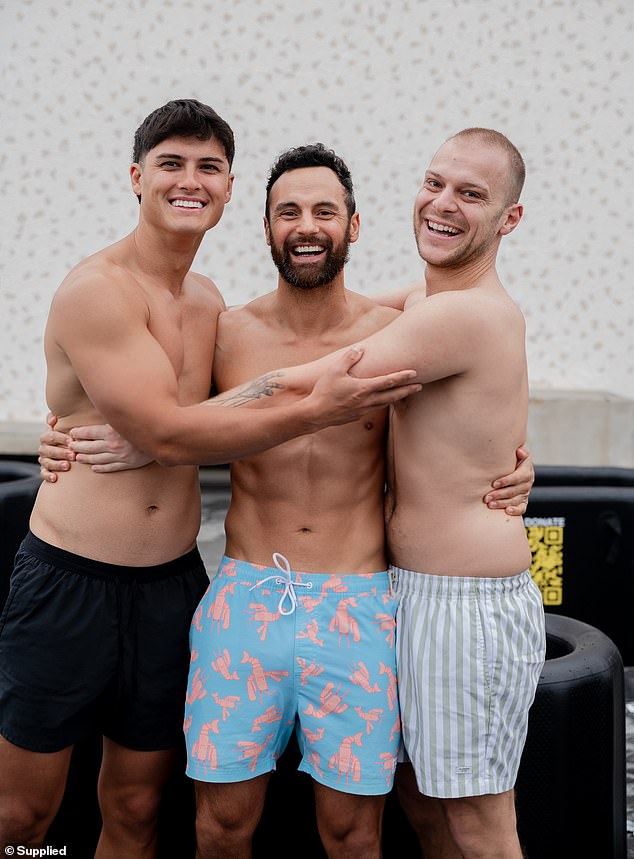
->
[132, 99, 235, 168]
[449, 128, 525, 204]
[265, 143, 355, 220]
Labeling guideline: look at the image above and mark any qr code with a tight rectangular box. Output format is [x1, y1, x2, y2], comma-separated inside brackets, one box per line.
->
[526, 525, 563, 605]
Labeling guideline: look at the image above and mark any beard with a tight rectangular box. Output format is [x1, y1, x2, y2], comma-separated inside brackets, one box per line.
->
[270, 227, 351, 289]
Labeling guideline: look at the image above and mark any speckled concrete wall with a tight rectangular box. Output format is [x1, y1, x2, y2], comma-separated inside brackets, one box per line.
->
[1, 0, 632, 426]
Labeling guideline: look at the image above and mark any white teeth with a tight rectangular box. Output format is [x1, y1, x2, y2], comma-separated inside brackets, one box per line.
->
[172, 199, 203, 208]
[293, 245, 324, 254]
[427, 220, 459, 234]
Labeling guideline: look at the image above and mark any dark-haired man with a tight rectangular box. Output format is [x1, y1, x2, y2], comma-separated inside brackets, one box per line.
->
[40, 141, 534, 858]
[0, 103, 422, 856]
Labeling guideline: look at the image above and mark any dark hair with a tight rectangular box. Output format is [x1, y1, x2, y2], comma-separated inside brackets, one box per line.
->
[449, 128, 525, 204]
[265, 143, 355, 220]
[132, 99, 235, 168]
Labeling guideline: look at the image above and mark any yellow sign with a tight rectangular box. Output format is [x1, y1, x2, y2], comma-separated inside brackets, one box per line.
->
[525, 517, 565, 606]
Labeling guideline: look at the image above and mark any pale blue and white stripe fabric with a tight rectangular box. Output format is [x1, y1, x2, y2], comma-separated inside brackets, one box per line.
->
[390, 567, 545, 799]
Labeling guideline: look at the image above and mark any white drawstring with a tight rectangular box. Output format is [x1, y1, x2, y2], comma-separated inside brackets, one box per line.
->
[249, 553, 312, 615]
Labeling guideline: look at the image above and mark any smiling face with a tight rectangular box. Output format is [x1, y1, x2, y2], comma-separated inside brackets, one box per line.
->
[265, 166, 359, 290]
[130, 135, 233, 237]
[413, 136, 522, 270]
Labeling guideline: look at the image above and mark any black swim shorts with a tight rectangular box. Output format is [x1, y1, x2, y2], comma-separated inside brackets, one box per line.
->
[0, 532, 209, 753]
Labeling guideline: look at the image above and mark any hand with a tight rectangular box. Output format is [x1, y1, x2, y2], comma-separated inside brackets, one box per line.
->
[306, 346, 422, 429]
[484, 445, 534, 516]
[67, 424, 153, 472]
[38, 413, 74, 483]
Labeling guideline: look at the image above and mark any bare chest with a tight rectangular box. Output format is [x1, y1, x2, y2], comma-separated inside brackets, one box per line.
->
[148, 296, 218, 403]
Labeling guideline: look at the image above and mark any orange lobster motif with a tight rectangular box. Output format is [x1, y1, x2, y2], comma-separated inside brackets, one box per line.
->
[191, 720, 220, 773]
[296, 618, 324, 647]
[378, 751, 397, 786]
[210, 648, 239, 681]
[373, 612, 396, 648]
[206, 582, 236, 631]
[306, 750, 324, 777]
[238, 733, 274, 772]
[251, 704, 283, 734]
[298, 592, 326, 613]
[241, 651, 289, 702]
[329, 732, 363, 785]
[354, 705, 384, 734]
[296, 657, 324, 686]
[211, 690, 240, 720]
[246, 602, 281, 640]
[379, 662, 398, 711]
[186, 667, 208, 704]
[349, 661, 380, 693]
[329, 597, 361, 646]
[304, 682, 348, 719]
[302, 726, 325, 745]
[390, 713, 401, 744]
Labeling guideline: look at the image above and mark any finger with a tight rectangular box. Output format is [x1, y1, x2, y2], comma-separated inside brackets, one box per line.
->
[40, 466, 58, 483]
[39, 430, 72, 448]
[91, 462, 133, 473]
[38, 457, 70, 473]
[515, 445, 531, 462]
[337, 345, 365, 371]
[486, 493, 529, 509]
[484, 484, 531, 504]
[69, 424, 111, 441]
[69, 439, 114, 455]
[365, 369, 419, 390]
[502, 502, 528, 517]
[46, 412, 58, 429]
[75, 452, 122, 465]
[38, 443, 75, 461]
[366, 383, 423, 406]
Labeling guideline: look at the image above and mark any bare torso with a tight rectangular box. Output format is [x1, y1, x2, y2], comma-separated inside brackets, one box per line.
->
[214, 290, 399, 574]
[31, 236, 222, 564]
[384, 287, 532, 577]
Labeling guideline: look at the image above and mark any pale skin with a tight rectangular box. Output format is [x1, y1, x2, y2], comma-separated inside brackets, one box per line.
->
[40, 163, 533, 858]
[0, 137, 422, 858]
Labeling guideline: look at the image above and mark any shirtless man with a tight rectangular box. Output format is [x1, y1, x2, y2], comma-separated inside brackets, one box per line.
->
[338, 128, 546, 859]
[40, 142, 534, 858]
[0, 102, 422, 856]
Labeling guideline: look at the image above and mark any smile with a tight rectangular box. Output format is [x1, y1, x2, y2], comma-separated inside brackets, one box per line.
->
[291, 245, 326, 257]
[426, 219, 461, 236]
[170, 199, 205, 209]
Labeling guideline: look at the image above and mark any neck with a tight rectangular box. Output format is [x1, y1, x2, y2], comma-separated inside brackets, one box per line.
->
[424, 246, 501, 296]
[129, 219, 204, 292]
[274, 272, 350, 336]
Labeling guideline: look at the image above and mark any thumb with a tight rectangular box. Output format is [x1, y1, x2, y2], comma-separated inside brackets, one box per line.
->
[46, 412, 58, 429]
[338, 344, 365, 372]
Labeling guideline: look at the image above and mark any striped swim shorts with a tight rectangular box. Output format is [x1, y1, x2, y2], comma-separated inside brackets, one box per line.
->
[390, 566, 545, 799]
[185, 556, 401, 795]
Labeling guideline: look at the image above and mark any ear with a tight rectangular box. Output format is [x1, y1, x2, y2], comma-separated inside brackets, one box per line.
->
[499, 203, 523, 236]
[348, 212, 361, 244]
[264, 216, 271, 246]
[130, 163, 142, 197]
[225, 173, 234, 204]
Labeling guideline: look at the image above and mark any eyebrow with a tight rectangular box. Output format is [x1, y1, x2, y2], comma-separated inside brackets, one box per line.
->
[155, 152, 226, 165]
[426, 170, 489, 194]
[273, 199, 340, 212]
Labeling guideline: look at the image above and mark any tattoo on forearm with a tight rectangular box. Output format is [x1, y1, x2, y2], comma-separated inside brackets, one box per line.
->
[209, 372, 287, 407]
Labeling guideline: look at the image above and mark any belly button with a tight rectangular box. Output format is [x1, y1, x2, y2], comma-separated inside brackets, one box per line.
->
[147, 505, 159, 514]
[364, 421, 374, 430]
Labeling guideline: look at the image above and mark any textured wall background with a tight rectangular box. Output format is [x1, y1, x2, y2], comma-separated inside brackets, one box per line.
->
[1, 0, 633, 424]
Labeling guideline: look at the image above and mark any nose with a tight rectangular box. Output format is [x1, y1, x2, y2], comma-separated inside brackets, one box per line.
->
[434, 186, 458, 213]
[296, 211, 319, 235]
[178, 165, 202, 191]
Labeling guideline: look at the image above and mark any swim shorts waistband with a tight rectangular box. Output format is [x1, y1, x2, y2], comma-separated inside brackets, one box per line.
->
[220, 555, 390, 596]
[389, 566, 533, 598]
[22, 531, 203, 582]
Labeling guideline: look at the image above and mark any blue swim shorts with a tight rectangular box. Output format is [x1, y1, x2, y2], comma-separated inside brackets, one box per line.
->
[185, 555, 401, 795]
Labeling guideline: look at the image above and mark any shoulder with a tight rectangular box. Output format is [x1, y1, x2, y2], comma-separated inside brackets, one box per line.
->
[346, 290, 401, 336]
[188, 271, 227, 312]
